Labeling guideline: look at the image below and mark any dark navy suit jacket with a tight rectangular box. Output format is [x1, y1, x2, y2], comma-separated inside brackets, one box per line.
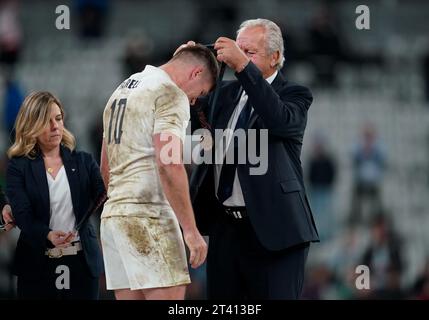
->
[0, 184, 6, 209]
[6, 145, 105, 279]
[190, 62, 319, 251]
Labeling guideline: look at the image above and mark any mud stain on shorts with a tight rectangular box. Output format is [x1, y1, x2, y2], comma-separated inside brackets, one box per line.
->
[149, 216, 190, 280]
[118, 217, 152, 255]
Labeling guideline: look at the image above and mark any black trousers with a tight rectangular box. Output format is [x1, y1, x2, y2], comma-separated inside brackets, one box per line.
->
[17, 251, 99, 300]
[207, 215, 310, 300]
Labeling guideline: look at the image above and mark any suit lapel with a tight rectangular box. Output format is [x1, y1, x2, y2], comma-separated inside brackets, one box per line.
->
[61, 146, 81, 220]
[247, 71, 287, 129]
[214, 83, 243, 130]
[31, 154, 50, 221]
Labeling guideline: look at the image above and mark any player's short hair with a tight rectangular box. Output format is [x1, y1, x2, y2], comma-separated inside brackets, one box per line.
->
[172, 44, 220, 87]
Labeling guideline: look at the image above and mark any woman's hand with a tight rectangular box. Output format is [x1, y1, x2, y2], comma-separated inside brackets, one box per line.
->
[2, 205, 15, 231]
[47, 230, 75, 248]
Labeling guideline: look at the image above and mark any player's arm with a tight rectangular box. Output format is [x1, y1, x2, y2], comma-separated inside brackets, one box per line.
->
[100, 139, 110, 190]
[153, 132, 207, 268]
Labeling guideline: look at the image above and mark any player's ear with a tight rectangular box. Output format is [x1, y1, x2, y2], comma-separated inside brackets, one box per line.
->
[190, 66, 204, 80]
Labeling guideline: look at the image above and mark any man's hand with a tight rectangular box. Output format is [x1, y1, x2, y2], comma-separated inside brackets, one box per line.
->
[183, 228, 208, 269]
[2, 205, 15, 231]
[214, 37, 249, 72]
[173, 41, 196, 56]
[154, 132, 207, 268]
[47, 231, 75, 248]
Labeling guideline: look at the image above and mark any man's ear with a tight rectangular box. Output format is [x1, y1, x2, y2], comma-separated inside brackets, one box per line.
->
[270, 51, 280, 68]
[190, 66, 204, 80]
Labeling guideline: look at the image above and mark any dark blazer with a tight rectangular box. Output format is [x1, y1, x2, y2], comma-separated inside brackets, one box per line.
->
[6, 145, 105, 279]
[0, 184, 6, 209]
[190, 62, 319, 251]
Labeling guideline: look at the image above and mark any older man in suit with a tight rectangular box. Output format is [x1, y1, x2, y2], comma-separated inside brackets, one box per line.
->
[188, 18, 319, 299]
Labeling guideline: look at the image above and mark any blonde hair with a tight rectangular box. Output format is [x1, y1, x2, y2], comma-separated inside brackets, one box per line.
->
[7, 91, 76, 159]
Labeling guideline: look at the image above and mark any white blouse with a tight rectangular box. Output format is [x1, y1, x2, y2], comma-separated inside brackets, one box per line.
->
[46, 166, 79, 241]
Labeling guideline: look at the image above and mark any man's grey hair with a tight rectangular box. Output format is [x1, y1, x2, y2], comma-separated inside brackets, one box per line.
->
[237, 18, 285, 70]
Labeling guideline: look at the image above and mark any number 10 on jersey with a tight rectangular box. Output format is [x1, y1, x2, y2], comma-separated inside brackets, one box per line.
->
[107, 98, 127, 144]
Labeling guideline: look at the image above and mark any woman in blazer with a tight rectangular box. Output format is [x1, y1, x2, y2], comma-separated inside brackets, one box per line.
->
[6, 91, 105, 299]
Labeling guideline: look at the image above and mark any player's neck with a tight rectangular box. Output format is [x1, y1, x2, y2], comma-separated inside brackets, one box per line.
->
[159, 62, 186, 88]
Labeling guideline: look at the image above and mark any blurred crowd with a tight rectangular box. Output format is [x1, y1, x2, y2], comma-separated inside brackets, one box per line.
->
[1, 0, 429, 300]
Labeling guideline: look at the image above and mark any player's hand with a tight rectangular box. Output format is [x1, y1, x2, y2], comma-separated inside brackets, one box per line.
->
[173, 41, 196, 56]
[183, 228, 208, 269]
[2, 205, 15, 231]
[47, 230, 75, 248]
[214, 37, 249, 72]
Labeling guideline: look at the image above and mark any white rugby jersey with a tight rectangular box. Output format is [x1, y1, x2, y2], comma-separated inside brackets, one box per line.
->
[101, 65, 190, 218]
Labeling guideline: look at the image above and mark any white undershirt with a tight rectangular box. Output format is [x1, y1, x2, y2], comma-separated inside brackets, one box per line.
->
[46, 166, 79, 241]
[214, 71, 278, 206]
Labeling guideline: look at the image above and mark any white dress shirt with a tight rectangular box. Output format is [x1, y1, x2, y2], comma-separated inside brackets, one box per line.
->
[214, 71, 278, 206]
[46, 166, 79, 241]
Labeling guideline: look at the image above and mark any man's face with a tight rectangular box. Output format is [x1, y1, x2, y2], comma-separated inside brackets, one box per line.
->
[236, 26, 275, 78]
[182, 70, 213, 105]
